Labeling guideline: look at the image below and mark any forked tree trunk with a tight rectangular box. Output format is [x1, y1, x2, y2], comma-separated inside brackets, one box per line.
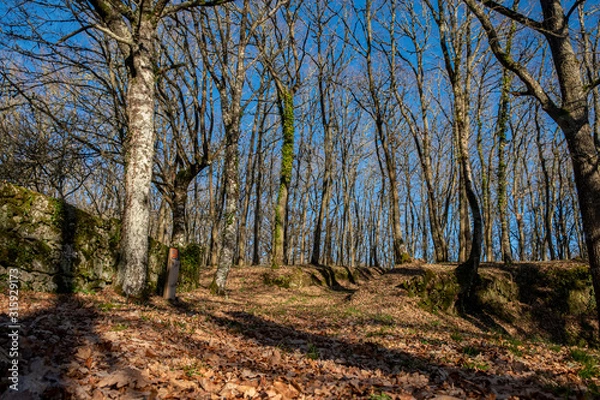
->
[164, 167, 197, 300]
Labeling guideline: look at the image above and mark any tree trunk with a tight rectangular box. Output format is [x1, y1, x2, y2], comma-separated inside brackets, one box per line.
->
[535, 108, 556, 260]
[237, 123, 258, 266]
[116, 19, 156, 298]
[562, 120, 600, 320]
[378, 123, 409, 266]
[463, 0, 600, 330]
[540, 1, 600, 326]
[164, 167, 197, 299]
[154, 198, 171, 245]
[495, 1, 518, 264]
[297, 141, 312, 265]
[476, 112, 493, 263]
[311, 74, 334, 266]
[252, 118, 265, 266]
[171, 169, 195, 247]
[272, 86, 295, 268]
[211, 123, 240, 295]
[208, 163, 220, 267]
[458, 168, 471, 263]
[454, 89, 483, 308]
[496, 69, 512, 264]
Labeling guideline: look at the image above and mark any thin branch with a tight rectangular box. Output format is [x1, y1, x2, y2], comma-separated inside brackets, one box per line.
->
[464, 0, 560, 115]
[565, 0, 586, 22]
[58, 24, 133, 46]
[161, 0, 234, 18]
[585, 76, 600, 94]
[476, 0, 545, 32]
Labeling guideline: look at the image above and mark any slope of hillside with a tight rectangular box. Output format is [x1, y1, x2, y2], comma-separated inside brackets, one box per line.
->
[2, 262, 599, 399]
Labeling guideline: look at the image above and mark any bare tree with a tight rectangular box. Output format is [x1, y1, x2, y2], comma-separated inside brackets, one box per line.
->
[353, 0, 411, 266]
[198, 0, 286, 294]
[256, 0, 306, 268]
[154, 20, 217, 251]
[395, 0, 450, 262]
[52, 0, 232, 297]
[426, 0, 484, 303]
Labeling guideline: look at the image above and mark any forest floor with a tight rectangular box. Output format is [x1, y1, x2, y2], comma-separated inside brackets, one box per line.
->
[1, 262, 600, 399]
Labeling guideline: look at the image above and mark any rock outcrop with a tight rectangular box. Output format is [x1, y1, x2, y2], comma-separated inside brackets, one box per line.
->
[0, 182, 168, 293]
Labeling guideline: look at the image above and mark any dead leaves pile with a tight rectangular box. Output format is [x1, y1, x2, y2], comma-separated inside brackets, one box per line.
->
[0, 265, 599, 399]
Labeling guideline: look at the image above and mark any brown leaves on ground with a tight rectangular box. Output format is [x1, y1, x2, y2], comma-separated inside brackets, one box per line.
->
[0, 263, 598, 399]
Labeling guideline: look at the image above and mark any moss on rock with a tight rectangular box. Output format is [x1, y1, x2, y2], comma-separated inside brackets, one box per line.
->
[0, 182, 176, 294]
[263, 267, 314, 289]
[401, 269, 460, 313]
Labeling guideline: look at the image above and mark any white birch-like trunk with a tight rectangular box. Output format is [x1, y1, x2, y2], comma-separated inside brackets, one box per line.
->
[116, 20, 156, 298]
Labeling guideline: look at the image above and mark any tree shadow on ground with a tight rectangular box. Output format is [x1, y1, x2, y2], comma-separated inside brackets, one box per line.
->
[0, 292, 153, 399]
[0, 294, 102, 398]
[204, 310, 583, 398]
[0, 289, 593, 399]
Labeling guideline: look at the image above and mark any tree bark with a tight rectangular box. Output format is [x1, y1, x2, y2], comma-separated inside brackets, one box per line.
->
[272, 86, 295, 268]
[252, 118, 265, 266]
[311, 68, 334, 266]
[496, 67, 513, 264]
[237, 121, 258, 266]
[211, 122, 240, 295]
[116, 18, 156, 298]
[171, 169, 196, 247]
[535, 111, 556, 260]
[453, 82, 483, 306]
[495, 0, 518, 265]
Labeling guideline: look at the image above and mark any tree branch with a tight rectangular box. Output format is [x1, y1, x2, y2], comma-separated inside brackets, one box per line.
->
[58, 23, 133, 46]
[161, 0, 234, 18]
[585, 76, 600, 94]
[476, 0, 545, 32]
[565, 0, 586, 22]
[463, 0, 560, 115]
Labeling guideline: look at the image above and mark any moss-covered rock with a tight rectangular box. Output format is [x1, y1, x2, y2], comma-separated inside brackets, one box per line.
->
[401, 268, 460, 313]
[399, 262, 598, 346]
[475, 270, 521, 322]
[263, 266, 315, 289]
[0, 182, 185, 295]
